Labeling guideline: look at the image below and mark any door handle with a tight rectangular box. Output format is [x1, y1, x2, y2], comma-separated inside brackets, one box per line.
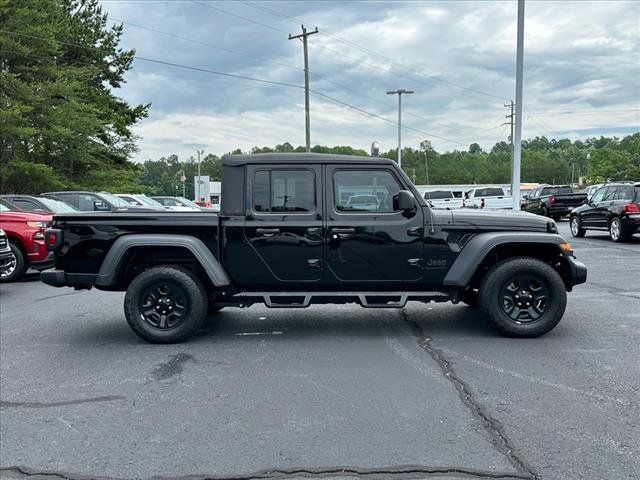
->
[331, 228, 355, 234]
[407, 226, 422, 237]
[306, 227, 321, 234]
[256, 228, 280, 236]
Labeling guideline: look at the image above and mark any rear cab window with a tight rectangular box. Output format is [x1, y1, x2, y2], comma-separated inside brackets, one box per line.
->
[253, 169, 316, 213]
[424, 190, 453, 200]
[474, 188, 505, 197]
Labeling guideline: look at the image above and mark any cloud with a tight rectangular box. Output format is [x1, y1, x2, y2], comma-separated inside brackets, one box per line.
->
[101, 0, 640, 160]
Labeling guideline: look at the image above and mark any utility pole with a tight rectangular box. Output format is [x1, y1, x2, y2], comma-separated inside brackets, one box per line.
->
[512, 0, 525, 210]
[386, 89, 414, 170]
[503, 99, 515, 185]
[289, 25, 318, 153]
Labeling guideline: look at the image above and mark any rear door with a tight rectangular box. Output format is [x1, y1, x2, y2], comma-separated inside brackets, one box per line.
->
[243, 164, 324, 283]
[324, 166, 423, 286]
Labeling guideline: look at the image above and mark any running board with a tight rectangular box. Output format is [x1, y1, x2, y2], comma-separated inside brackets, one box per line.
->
[227, 291, 452, 309]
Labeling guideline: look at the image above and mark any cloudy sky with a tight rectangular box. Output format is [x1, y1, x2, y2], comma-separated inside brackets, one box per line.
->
[100, 0, 640, 161]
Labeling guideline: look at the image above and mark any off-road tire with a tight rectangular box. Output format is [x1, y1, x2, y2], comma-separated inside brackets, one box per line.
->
[124, 265, 208, 343]
[570, 215, 586, 237]
[479, 257, 567, 338]
[609, 217, 626, 243]
[0, 242, 27, 283]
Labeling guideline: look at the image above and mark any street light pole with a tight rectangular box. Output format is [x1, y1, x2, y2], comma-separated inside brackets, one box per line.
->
[387, 89, 414, 170]
[511, 0, 525, 210]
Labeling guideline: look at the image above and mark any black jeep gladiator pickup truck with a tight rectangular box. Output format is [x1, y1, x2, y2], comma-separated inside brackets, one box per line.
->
[42, 153, 587, 343]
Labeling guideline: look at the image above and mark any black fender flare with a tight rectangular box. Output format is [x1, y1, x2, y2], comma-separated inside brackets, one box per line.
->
[94, 234, 230, 287]
[442, 232, 567, 287]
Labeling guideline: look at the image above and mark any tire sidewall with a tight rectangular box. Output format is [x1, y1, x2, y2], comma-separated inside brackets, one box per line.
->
[479, 258, 567, 337]
[609, 217, 623, 242]
[124, 266, 207, 343]
[0, 243, 27, 283]
[570, 215, 585, 237]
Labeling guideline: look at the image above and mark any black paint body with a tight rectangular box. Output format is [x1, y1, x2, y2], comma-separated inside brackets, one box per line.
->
[49, 154, 574, 293]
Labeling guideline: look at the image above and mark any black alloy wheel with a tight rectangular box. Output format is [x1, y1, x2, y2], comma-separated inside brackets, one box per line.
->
[139, 282, 188, 330]
[124, 265, 207, 343]
[479, 257, 567, 337]
[499, 275, 548, 323]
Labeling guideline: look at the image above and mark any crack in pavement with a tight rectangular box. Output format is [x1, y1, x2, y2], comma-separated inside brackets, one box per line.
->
[398, 310, 538, 480]
[0, 395, 125, 409]
[0, 465, 532, 480]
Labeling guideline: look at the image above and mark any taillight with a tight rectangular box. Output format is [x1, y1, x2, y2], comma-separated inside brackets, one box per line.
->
[44, 228, 63, 251]
[550, 195, 556, 205]
[623, 203, 640, 213]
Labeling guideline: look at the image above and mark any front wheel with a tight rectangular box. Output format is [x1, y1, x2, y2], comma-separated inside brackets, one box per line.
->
[479, 257, 567, 337]
[570, 215, 586, 237]
[124, 266, 208, 343]
[0, 243, 28, 283]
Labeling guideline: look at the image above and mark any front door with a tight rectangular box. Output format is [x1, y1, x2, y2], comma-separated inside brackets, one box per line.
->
[324, 166, 424, 286]
[243, 165, 324, 284]
[582, 186, 609, 227]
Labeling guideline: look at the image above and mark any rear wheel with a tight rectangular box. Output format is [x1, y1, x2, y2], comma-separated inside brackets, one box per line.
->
[0, 243, 27, 283]
[124, 266, 207, 343]
[540, 206, 550, 218]
[609, 217, 626, 242]
[479, 257, 566, 337]
[570, 215, 586, 237]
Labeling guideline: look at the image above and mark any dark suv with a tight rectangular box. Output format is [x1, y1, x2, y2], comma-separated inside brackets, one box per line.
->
[570, 182, 640, 242]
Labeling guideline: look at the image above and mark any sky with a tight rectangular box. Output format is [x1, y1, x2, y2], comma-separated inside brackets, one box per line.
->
[100, 0, 640, 161]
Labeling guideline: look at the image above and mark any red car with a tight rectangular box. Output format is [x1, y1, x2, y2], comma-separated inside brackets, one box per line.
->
[0, 199, 53, 282]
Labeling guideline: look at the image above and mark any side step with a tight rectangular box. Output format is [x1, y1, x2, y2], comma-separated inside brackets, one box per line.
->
[228, 291, 452, 309]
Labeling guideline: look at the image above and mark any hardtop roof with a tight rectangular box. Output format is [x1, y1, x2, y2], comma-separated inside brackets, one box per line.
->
[222, 152, 395, 166]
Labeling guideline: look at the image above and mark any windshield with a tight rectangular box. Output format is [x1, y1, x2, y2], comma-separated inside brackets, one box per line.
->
[475, 188, 505, 197]
[424, 191, 453, 200]
[176, 197, 202, 208]
[542, 186, 573, 195]
[100, 192, 133, 208]
[38, 197, 78, 213]
[135, 195, 164, 208]
[0, 203, 10, 212]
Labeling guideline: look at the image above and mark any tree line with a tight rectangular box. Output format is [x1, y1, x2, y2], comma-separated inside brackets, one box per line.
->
[1, 1, 638, 196]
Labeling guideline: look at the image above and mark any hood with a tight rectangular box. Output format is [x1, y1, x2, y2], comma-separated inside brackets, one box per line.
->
[450, 209, 555, 232]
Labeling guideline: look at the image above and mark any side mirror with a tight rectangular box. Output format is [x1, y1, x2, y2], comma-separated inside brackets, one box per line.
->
[93, 201, 110, 211]
[522, 194, 529, 200]
[394, 190, 415, 211]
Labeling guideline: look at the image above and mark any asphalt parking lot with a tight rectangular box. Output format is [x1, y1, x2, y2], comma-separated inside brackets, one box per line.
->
[1, 221, 639, 480]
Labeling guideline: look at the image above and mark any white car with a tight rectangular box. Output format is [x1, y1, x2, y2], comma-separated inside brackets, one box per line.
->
[423, 190, 464, 209]
[151, 196, 204, 212]
[464, 187, 513, 210]
[583, 184, 604, 201]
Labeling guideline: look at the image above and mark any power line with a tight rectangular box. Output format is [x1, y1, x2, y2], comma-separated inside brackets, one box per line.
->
[3, 32, 470, 146]
[240, 0, 508, 102]
[189, 0, 289, 35]
[109, 17, 302, 73]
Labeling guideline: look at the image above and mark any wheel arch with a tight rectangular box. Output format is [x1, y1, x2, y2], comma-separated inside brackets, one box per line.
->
[443, 232, 572, 290]
[94, 234, 230, 289]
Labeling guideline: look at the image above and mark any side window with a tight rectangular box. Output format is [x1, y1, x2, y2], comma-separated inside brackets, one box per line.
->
[53, 193, 75, 208]
[530, 188, 539, 199]
[78, 194, 99, 211]
[615, 186, 632, 201]
[334, 170, 401, 213]
[602, 187, 618, 201]
[590, 187, 606, 203]
[253, 170, 315, 213]
[12, 199, 38, 211]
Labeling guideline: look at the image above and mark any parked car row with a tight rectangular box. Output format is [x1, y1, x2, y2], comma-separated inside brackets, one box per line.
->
[420, 182, 639, 242]
[0, 192, 220, 282]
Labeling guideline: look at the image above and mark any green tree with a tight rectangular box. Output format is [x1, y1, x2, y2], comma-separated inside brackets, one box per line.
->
[0, 0, 149, 193]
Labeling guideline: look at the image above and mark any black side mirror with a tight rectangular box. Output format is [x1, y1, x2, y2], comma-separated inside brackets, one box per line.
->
[93, 201, 110, 211]
[522, 194, 529, 200]
[394, 190, 415, 211]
